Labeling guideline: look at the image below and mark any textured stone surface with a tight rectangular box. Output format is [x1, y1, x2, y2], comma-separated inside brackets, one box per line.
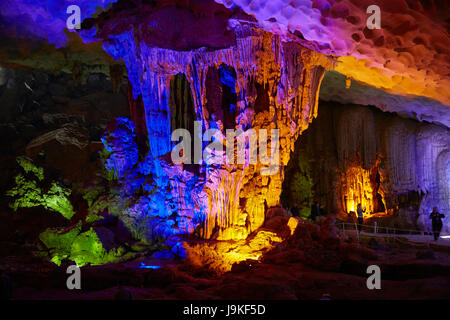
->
[101, 118, 139, 179]
[216, 0, 450, 105]
[0, 0, 449, 270]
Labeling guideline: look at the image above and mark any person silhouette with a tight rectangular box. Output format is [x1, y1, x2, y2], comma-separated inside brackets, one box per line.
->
[356, 203, 366, 233]
[429, 206, 445, 241]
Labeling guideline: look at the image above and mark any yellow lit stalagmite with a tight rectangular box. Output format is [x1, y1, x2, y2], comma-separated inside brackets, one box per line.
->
[342, 164, 387, 218]
[343, 166, 374, 215]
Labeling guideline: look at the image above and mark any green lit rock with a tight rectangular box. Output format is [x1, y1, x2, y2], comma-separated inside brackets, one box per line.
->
[39, 223, 133, 267]
[39, 223, 82, 266]
[71, 228, 130, 266]
[43, 183, 75, 219]
[16, 156, 44, 181]
[85, 213, 103, 224]
[6, 157, 75, 219]
[290, 154, 314, 218]
[7, 174, 43, 211]
[82, 185, 106, 209]
[70, 228, 109, 266]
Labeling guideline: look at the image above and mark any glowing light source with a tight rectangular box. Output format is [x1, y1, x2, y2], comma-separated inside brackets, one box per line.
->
[288, 217, 300, 235]
[343, 166, 374, 216]
[137, 262, 161, 269]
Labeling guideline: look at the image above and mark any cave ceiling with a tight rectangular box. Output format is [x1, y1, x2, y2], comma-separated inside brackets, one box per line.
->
[0, 0, 449, 127]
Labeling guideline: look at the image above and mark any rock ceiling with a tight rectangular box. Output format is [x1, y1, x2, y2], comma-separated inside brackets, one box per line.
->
[0, 0, 448, 126]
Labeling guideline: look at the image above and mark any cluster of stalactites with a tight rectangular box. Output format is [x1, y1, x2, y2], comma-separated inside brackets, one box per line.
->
[103, 23, 332, 156]
[101, 22, 333, 240]
[341, 161, 387, 217]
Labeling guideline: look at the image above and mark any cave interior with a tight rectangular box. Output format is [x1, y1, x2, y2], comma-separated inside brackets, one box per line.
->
[0, 0, 449, 300]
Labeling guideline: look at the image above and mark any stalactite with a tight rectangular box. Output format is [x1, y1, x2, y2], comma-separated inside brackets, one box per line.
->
[340, 159, 386, 217]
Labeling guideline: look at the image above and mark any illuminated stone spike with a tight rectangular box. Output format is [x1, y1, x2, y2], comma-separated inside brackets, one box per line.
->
[287, 217, 300, 235]
[342, 166, 376, 216]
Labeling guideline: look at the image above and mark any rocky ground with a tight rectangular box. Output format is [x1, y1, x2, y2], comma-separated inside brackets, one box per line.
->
[2, 215, 450, 300]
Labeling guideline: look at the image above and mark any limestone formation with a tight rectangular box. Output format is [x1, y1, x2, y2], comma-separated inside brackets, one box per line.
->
[96, 23, 333, 240]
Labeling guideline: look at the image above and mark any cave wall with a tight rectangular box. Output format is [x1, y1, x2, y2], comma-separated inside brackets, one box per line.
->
[283, 101, 450, 232]
[0, 67, 129, 185]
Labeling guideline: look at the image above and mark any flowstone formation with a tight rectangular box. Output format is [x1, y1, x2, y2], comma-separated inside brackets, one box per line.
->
[85, 15, 333, 242]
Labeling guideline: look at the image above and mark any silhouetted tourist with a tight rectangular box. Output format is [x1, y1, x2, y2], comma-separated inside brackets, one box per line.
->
[291, 203, 299, 217]
[0, 270, 13, 300]
[356, 203, 366, 232]
[311, 201, 320, 222]
[429, 206, 445, 241]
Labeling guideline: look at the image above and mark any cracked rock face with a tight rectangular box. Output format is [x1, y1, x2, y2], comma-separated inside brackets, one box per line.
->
[25, 123, 91, 181]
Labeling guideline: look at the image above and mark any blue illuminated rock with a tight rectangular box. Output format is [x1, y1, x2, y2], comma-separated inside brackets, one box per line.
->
[101, 117, 139, 179]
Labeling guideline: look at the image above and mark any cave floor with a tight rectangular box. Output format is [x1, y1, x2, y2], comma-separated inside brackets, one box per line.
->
[2, 236, 450, 300]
